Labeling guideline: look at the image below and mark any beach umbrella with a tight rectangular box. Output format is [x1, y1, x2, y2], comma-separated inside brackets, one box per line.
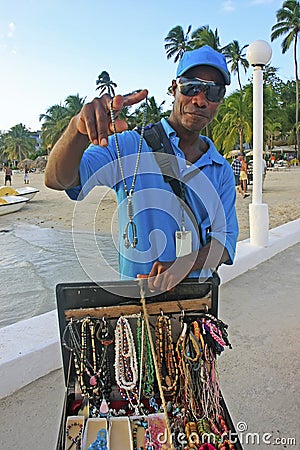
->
[225, 150, 241, 159]
[19, 158, 33, 169]
[34, 156, 47, 171]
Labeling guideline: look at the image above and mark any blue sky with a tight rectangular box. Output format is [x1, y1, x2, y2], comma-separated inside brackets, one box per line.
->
[0, 0, 295, 132]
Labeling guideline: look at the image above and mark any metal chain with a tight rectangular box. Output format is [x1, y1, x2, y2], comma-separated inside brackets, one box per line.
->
[109, 99, 148, 199]
[109, 97, 148, 248]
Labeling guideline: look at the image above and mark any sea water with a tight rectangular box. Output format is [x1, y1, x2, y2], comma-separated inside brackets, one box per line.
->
[0, 224, 119, 328]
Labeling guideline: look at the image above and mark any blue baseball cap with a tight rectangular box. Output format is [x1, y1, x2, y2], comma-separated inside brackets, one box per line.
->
[176, 45, 231, 85]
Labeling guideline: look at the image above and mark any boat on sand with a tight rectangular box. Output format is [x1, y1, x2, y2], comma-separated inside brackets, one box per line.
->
[0, 195, 29, 216]
[0, 186, 39, 201]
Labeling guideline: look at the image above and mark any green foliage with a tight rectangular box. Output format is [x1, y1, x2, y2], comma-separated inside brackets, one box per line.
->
[0, 124, 36, 163]
[3, 14, 300, 159]
[222, 40, 249, 90]
[164, 25, 193, 62]
[212, 91, 252, 154]
[271, 0, 300, 54]
[191, 26, 221, 50]
[271, 0, 300, 157]
[39, 94, 85, 149]
[96, 71, 117, 97]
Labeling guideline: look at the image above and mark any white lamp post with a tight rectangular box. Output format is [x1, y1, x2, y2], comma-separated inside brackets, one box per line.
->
[246, 40, 272, 247]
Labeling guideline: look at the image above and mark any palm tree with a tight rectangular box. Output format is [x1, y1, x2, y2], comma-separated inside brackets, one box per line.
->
[212, 91, 252, 154]
[191, 25, 222, 51]
[2, 124, 36, 163]
[265, 120, 282, 150]
[222, 40, 249, 90]
[39, 104, 69, 150]
[60, 94, 86, 130]
[271, 0, 300, 159]
[64, 94, 86, 118]
[0, 133, 6, 160]
[40, 94, 85, 150]
[96, 71, 117, 97]
[144, 96, 166, 124]
[164, 25, 192, 62]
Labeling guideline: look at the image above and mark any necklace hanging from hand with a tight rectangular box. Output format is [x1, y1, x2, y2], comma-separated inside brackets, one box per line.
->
[109, 95, 148, 249]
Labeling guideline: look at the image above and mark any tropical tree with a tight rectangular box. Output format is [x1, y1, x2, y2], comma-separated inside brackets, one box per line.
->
[191, 25, 222, 51]
[212, 91, 252, 154]
[96, 71, 117, 97]
[64, 94, 86, 118]
[1, 123, 36, 163]
[271, 0, 300, 158]
[0, 133, 6, 159]
[222, 40, 249, 90]
[164, 25, 192, 62]
[39, 104, 68, 150]
[39, 94, 85, 149]
[125, 96, 167, 128]
[265, 121, 282, 149]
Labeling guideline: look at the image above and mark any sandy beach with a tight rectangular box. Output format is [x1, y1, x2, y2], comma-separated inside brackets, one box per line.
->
[1, 167, 300, 241]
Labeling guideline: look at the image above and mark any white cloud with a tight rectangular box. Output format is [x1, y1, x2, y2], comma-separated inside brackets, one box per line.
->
[7, 22, 16, 38]
[222, 1, 235, 11]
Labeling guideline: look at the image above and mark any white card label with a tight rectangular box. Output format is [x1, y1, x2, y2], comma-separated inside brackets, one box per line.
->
[175, 230, 192, 257]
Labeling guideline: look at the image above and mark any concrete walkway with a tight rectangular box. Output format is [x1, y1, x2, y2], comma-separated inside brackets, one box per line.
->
[0, 243, 299, 449]
[219, 242, 300, 449]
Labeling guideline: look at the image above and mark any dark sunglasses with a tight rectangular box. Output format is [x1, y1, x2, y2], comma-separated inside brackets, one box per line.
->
[176, 77, 226, 103]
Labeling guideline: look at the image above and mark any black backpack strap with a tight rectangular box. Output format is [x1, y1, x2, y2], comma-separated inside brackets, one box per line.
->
[136, 122, 205, 246]
[137, 122, 182, 197]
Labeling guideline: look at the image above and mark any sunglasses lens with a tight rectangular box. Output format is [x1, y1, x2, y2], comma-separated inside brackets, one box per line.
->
[205, 85, 225, 102]
[180, 82, 201, 97]
[178, 78, 225, 103]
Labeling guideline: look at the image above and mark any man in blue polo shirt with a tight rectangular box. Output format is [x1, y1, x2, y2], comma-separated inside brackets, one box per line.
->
[45, 45, 238, 292]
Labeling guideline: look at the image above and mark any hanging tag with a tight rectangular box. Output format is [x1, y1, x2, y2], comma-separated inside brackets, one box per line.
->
[175, 230, 192, 257]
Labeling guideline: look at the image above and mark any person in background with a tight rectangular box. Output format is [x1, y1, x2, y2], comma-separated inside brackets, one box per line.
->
[24, 165, 30, 184]
[4, 165, 12, 186]
[262, 157, 267, 187]
[270, 154, 276, 167]
[238, 156, 250, 198]
[231, 152, 243, 188]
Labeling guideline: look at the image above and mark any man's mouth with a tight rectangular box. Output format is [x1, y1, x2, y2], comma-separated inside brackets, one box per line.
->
[185, 111, 208, 118]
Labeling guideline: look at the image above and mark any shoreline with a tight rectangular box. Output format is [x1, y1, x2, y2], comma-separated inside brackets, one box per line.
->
[1, 168, 300, 241]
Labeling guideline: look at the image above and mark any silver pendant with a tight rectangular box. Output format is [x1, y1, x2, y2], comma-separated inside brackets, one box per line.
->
[123, 220, 138, 248]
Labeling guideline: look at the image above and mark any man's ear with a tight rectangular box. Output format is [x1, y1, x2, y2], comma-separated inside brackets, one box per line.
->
[171, 79, 177, 97]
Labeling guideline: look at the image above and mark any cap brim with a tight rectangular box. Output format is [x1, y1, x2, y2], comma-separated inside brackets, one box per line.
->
[177, 63, 230, 85]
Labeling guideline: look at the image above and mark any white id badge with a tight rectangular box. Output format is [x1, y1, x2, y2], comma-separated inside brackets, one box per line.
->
[175, 230, 192, 257]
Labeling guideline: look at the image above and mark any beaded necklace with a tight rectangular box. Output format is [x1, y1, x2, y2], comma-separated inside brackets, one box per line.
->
[137, 315, 155, 398]
[94, 318, 113, 413]
[63, 319, 92, 397]
[179, 315, 231, 423]
[88, 428, 108, 450]
[65, 421, 83, 450]
[155, 314, 179, 397]
[109, 98, 148, 249]
[79, 318, 97, 393]
[114, 316, 139, 410]
[63, 318, 112, 404]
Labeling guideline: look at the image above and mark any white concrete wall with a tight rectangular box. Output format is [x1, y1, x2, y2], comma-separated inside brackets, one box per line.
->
[0, 218, 299, 399]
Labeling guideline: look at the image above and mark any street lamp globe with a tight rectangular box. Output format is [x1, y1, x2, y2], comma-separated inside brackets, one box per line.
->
[246, 40, 272, 66]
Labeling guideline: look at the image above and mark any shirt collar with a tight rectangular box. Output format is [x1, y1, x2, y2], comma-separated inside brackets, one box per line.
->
[160, 118, 225, 167]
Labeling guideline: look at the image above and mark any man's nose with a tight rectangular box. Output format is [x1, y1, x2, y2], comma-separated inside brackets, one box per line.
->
[191, 89, 209, 107]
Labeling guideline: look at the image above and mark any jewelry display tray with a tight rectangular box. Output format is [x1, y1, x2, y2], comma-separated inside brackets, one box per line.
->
[56, 274, 243, 450]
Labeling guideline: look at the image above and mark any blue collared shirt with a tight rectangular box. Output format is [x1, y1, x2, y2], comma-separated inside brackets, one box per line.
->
[66, 119, 238, 279]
